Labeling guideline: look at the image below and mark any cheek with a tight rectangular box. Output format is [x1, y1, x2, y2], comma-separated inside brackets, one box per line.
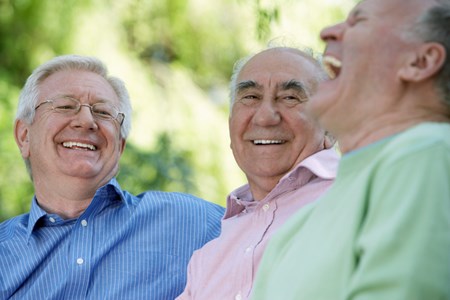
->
[229, 111, 249, 138]
[102, 122, 122, 140]
[29, 121, 52, 146]
[228, 119, 246, 159]
[292, 114, 325, 141]
[290, 110, 315, 127]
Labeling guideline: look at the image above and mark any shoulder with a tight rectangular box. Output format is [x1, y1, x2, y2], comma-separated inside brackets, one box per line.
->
[374, 123, 450, 167]
[124, 190, 224, 217]
[125, 191, 224, 242]
[386, 123, 449, 154]
[0, 214, 28, 243]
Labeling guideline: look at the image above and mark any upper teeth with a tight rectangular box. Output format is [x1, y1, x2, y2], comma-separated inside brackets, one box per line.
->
[63, 141, 96, 150]
[254, 140, 284, 145]
[323, 56, 342, 79]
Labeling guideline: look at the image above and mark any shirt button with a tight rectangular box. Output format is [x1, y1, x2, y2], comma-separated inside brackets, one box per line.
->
[245, 246, 252, 253]
[49, 217, 56, 223]
[81, 219, 88, 227]
[235, 293, 242, 300]
[76, 258, 84, 265]
[262, 204, 270, 211]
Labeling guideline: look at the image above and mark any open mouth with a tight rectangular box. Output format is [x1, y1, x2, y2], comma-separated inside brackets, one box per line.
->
[253, 140, 286, 145]
[323, 56, 342, 80]
[62, 141, 97, 151]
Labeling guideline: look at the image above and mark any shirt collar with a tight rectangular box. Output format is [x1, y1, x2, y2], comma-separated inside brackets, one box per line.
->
[225, 148, 339, 219]
[26, 178, 125, 240]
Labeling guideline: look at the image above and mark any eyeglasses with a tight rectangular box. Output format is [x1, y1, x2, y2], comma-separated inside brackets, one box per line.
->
[35, 96, 125, 125]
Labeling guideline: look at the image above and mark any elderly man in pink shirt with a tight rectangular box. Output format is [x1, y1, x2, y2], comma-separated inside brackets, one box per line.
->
[176, 47, 339, 300]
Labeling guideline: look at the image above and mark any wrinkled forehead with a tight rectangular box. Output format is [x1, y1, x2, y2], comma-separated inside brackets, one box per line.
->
[238, 49, 320, 85]
[39, 69, 119, 104]
[353, 0, 434, 21]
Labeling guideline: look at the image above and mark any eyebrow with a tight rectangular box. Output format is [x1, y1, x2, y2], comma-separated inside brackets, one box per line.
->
[348, 8, 363, 21]
[236, 80, 308, 92]
[280, 80, 310, 100]
[52, 94, 111, 104]
[280, 80, 307, 92]
[235, 79, 310, 100]
[236, 80, 262, 94]
[352, 8, 362, 17]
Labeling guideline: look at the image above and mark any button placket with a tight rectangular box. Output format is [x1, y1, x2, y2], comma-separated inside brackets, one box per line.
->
[73, 218, 90, 266]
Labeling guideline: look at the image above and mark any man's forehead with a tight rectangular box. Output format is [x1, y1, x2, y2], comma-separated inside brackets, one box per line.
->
[236, 79, 307, 92]
[238, 49, 318, 78]
[39, 70, 118, 102]
[353, 0, 431, 17]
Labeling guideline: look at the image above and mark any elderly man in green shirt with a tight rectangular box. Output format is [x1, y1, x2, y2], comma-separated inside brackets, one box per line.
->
[251, 0, 450, 299]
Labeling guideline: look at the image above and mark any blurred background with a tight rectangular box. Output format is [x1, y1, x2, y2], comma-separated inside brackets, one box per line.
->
[0, 0, 354, 221]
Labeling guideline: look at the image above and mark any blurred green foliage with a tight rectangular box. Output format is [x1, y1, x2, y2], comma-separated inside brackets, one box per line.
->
[0, 0, 353, 222]
[0, 0, 82, 221]
[118, 133, 196, 194]
[121, 0, 246, 89]
[0, 0, 248, 221]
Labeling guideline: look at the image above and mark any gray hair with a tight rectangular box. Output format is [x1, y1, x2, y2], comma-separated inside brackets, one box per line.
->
[17, 54, 132, 137]
[413, 0, 450, 108]
[229, 44, 328, 112]
[16, 54, 132, 178]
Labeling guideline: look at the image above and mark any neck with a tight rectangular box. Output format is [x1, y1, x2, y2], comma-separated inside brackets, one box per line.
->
[248, 177, 279, 201]
[36, 198, 91, 219]
[337, 112, 450, 154]
[336, 85, 450, 153]
[33, 176, 108, 219]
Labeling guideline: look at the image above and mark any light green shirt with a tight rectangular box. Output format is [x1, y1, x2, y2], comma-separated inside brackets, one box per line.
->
[251, 122, 450, 300]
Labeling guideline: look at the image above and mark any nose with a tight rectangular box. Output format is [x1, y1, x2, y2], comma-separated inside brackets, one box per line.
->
[252, 98, 281, 127]
[71, 105, 98, 130]
[320, 22, 345, 43]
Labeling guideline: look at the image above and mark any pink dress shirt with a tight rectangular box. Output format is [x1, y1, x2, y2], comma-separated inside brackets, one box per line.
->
[176, 148, 339, 300]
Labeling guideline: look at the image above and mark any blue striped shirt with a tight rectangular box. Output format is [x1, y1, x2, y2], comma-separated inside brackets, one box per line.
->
[0, 179, 224, 299]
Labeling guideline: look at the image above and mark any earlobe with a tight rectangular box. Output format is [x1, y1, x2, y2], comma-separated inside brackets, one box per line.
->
[14, 119, 31, 158]
[119, 139, 126, 155]
[398, 42, 446, 82]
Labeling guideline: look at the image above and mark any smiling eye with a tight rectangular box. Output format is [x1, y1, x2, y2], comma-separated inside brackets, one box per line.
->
[349, 17, 365, 26]
[93, 109, 112, 116]
[92, 103, 117, 119]
[239, 94, 260, 106]
[52, 97, 79, 112]
[279, 95, 308, 107]
[347, 9, 367, 27]
[284, 96, 298, 100]
[56, 105, 77, 110]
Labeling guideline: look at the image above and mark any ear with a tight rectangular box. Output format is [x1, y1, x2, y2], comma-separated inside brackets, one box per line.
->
[228, 115, 233, 150]
[119, 138, 126, 156]
[398, 42, 446, 82]
[14, 119, 31, 158]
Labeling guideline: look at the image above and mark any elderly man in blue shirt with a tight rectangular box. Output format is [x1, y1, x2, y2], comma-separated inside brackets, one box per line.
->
[0, 54, 224, 299]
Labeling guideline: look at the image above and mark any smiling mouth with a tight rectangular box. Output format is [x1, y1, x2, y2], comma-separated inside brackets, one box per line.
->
[253, 140, 286, 145]
[62, 141, 97, 151]
[323, 56, 342, 80]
